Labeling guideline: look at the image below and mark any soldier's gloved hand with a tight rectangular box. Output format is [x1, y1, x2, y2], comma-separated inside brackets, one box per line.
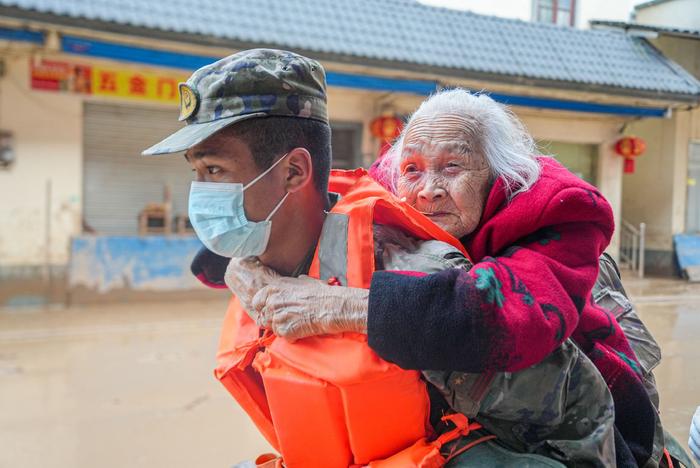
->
[251, 277, 369, 341]
[224, 257, 281, 323]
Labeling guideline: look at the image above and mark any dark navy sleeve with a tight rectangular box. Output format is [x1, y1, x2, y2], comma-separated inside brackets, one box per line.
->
[367, 268, 487, 372]
[190, 246, 229, 289]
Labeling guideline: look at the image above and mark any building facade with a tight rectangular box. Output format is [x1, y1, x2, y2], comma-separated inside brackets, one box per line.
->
[1, 0, 698, 303]
[593, 0, 700, 275]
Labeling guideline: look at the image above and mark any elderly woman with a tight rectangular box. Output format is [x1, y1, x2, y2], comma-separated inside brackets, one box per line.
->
[226, 90, 660, 466]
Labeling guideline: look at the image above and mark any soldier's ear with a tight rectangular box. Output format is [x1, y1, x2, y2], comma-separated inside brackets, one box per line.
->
[283, 147, 313, 193]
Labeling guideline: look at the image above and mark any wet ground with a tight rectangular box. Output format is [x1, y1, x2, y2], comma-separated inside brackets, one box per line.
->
[621, 273, 700, 450]
[1, 274, 698, 467]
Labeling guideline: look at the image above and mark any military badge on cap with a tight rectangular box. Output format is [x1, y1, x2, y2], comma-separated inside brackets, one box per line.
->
[178, 83, 199, 121]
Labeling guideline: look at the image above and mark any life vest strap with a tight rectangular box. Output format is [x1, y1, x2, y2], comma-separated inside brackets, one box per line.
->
[443, 434, 498, 464]
[437, 413, 498, 464]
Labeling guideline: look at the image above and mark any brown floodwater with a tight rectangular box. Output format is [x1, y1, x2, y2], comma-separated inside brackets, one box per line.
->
[622, 273, 700, 452]
[0, 274, 698, 467]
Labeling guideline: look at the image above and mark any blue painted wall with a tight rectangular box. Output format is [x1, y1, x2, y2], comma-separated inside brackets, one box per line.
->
[674, 234, 700, 279]
[69, 236, 206, 293]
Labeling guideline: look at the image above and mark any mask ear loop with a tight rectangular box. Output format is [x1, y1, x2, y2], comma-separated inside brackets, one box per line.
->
[243, 152, 290, 191]
[265, 191, 290, 221]
[243, 151, 291, 222]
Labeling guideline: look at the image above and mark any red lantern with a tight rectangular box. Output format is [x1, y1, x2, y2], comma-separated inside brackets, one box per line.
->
[614, 136, 646, 174]
[370, 115, 403, 142]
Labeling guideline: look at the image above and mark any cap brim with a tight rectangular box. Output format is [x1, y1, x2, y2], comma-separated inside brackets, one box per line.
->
[141, 112, 267, 156]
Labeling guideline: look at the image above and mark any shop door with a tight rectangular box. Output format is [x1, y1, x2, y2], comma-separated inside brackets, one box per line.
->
[687, 142, 700, 233]
[538, 141, 598, 186]
[83, 103, 191, 235]
[84, 106, 365, 235]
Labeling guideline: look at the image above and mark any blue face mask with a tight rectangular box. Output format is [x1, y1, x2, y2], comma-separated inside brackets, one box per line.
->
[188, 153, 290, 258]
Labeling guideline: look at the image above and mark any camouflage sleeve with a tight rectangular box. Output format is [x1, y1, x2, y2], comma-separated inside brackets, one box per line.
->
[593, 253, 662, 409]
[431, 340, 617, 467]
[372, 224, 471, 273]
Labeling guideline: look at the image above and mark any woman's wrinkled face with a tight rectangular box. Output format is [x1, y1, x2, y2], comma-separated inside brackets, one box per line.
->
[397, 114, 492, 238]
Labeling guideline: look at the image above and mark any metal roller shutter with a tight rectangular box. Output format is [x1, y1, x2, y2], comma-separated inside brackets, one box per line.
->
[84, 103, 366, 235]
[83, 103, 191, 235]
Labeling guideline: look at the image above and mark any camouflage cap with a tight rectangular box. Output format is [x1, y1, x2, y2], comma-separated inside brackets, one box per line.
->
[142, 48, 328, 156]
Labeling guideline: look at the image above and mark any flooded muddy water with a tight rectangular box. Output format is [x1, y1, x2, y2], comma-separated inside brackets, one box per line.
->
[1, 274, 698, 467]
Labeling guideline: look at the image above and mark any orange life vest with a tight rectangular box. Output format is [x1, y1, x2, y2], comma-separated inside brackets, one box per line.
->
[215, 169, 472, 467]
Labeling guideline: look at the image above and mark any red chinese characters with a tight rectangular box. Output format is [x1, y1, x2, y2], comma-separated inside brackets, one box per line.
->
[98, 71, 118, 93]
[129, 75, 147, 95]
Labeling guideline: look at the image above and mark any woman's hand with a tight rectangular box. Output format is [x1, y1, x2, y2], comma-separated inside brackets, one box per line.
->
[252, 277, 369, 341]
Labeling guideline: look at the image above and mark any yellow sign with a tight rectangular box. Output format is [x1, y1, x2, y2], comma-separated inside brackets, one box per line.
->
[31, 60, 189, 105]
[92, 66, 188, 104]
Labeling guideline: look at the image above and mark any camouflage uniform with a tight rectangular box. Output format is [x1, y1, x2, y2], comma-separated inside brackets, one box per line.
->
[427, 341, 615, 467]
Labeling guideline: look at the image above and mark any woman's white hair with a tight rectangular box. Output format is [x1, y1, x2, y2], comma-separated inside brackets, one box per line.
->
[380, 89, 541, 198]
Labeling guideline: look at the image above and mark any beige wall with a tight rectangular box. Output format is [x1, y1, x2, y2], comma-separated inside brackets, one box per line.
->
[0, 55, 83, 267]
[617, 28, 700, 272]
[635, 0, 700, 30]
[652, 36, 700, 81]
[623, 109, 695, 252]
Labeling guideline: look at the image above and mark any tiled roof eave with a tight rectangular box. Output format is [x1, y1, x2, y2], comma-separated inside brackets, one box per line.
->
[1, 4, 699, 104]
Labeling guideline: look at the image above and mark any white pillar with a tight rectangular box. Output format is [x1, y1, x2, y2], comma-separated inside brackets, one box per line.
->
[597, 140, 624, 262]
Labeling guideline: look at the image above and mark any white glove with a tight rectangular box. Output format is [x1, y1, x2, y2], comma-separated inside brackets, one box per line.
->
[224, 257, 281, 321]
[251, 276, 369, 341]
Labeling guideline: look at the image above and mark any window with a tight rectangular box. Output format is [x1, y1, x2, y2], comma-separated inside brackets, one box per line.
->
[533, 0, 576, 26]
[330, 121, 363, 169]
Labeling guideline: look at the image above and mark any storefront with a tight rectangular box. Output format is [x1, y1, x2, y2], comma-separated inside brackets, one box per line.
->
[0, 48, 404, 303]
[1, 2, 697, 302]
[26, 57, 372, 238]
